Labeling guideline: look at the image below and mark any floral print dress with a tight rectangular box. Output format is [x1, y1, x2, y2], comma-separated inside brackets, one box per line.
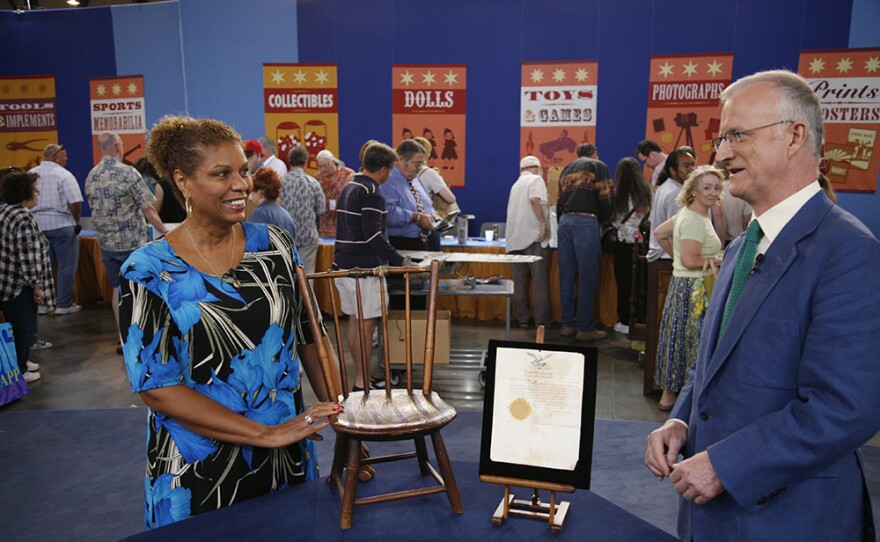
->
[120, 222, 320, 529]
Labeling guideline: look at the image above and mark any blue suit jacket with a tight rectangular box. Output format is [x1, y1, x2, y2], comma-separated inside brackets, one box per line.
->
[670, 191, 880, 541]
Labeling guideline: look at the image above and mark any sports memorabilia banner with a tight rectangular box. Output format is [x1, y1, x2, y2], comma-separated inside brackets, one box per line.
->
[645, 53, 734, 166]
[89, 75, 147, 166]
[392, 64, 466, 187]
[263, 63, 339, 175]
[799, 48, 880, 193]
[520, 60, 598, 171]
[0, 75, 57, 170]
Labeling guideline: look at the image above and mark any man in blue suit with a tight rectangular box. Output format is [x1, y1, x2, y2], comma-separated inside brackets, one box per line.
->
[645, 69, 880, 541]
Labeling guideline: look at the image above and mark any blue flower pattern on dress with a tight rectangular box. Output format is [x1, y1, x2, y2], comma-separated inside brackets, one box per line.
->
[144, 474, 192, 529]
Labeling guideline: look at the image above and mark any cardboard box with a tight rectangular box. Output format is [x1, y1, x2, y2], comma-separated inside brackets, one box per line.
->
[386, 310, 451, 365]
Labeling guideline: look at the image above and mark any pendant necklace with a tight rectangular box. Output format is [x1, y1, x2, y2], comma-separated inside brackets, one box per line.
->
[184, 222, 240, 287]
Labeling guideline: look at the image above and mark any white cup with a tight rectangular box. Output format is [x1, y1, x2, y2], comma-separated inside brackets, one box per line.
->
[485, 230, 495, 242]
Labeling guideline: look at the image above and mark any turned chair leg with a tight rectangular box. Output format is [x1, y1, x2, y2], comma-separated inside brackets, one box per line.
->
[340, 437, 362, 529]
[414, 435, 431, 475]
[431, 431, 463, 514]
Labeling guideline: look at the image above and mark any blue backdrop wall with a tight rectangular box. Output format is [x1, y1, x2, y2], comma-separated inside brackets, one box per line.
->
[1, 0, 878, 233]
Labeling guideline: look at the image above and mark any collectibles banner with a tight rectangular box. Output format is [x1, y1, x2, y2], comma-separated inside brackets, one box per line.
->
[263, 63, 339, 175]
[0, 75, 57, 170]
[89, 75, 147, 166]
[520, 60, 598, 171]
[799, 48, 880, 193]
[392, 64, 466, 187]
[644, 53, 734, 166]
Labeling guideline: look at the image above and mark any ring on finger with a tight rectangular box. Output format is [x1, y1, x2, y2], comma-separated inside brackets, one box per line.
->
[304, 415, 314, 425]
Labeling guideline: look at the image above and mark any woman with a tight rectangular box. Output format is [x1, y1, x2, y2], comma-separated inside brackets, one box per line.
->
[0, 169, 55, 383]
[610, 157, 652, 335]
[653, 165, 724, 411]
[413, 136, 458, 219]
[135, 157, 187, 224]
[315, 149, 355, 238]
[120, 115, 341, 529]
[248, 166, 297, 241]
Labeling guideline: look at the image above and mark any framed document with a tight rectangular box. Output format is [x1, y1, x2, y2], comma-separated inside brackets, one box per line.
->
[479, 340, 597, 489]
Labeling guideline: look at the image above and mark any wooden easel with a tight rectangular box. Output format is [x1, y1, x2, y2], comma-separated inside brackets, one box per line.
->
[481, 325, 575, 534]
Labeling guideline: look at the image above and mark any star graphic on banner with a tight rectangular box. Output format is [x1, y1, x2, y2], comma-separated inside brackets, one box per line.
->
[111, 83, 122, 95]
[574, 67, 589, 82]
[865, 57, 880, 73]
[400, 70, 415, 86]
[658, 62, 674, 78]
[443, 70, 458, 86]
[530, 69, 544, 83]
[682, 61, 698, 77]
[706, 59, 723, 76]
[292, 70, 308, 85]
[809, 57, 825, 73]
[836, 57, 853, 73]
[422, 71, 437, 86]
[96, 84, 106, 96]
[270, 69, 285, 85]
[314, 69, 330, 85]
[552, 69, 566, 83]
[127, 82, 138, 95]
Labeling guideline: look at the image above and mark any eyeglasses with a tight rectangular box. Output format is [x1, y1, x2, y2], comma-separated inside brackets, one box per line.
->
[48, 144, 65, 158]
[406, 159, 426, 168]
[711, 121, 791, 151]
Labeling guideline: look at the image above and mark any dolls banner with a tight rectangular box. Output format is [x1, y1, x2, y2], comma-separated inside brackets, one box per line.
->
[799, 48, 880, 193]
[0, 75, 57, 170]
[263, 63, 339, 175]
[89, 75, 147, 166]
[520, 60, 598, 170]
[392, 64, 466, 188]
[644, 53, 734, 166]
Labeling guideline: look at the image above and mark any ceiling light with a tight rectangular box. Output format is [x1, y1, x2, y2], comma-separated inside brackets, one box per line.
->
[67, 0, 80, 5]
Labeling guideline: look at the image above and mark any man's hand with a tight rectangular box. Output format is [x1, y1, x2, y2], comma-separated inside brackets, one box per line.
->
[415, 213, 436, 231]
[670, 451, 725, 504]
[645, 420, 688, 480]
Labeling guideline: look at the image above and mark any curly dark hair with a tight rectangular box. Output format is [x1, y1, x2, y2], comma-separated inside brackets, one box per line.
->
[251, 167, 281, 200]
[146, 115, 242, 206]
[0, 170, 38, 205]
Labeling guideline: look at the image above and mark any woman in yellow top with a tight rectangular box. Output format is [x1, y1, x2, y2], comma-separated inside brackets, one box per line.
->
[652, 165, 724, 411]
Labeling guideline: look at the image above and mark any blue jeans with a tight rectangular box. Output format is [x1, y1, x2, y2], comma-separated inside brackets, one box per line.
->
[1, 286, 38, 374]
[557, 214, 600, 332]
[100, 249, 134, 288]
[43, 226, 79, 308]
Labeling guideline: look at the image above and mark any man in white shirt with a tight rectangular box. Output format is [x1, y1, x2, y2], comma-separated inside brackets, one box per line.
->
[505, 155, 551, 327]
[258, 136, 289, 179]
[636, 139, 668, 187]
[29, 144, 83, 314]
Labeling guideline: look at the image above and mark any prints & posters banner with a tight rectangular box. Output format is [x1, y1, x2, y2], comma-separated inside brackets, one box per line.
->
[392, 64, 466, 188]
[799, 48, 880, 193]
[0, 75, 57, 170]
[263, 63, 339, 175]
[89, 75, 147, 166]
[520, 60, 598, 170]
[645, 53, 734, 166]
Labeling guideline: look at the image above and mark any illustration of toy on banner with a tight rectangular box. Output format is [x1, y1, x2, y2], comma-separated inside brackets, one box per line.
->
[263, 63, 339, 174]
[799, 48, 880, 193]
[0, 75, 57, 170]
[392, 64, 466, 187]
[644, 53, 734, 166]
[89, 75, 147, 166]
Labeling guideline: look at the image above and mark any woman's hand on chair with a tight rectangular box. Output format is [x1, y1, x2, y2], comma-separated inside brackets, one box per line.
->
[261, 401, 342, 448]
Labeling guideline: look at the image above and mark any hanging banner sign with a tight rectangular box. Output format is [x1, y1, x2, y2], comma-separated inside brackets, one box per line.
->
[263, 63, 339, 174]
[0, 75, 57, 170]
[392, 64, 466, 187]
[644, 53, 734, 166]
[520, 60, 598, 171]
[799, 48, 880, 193]
[89, 75, 147, 166]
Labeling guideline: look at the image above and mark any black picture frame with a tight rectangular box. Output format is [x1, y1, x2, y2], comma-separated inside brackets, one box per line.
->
[479, 339, 598, 490]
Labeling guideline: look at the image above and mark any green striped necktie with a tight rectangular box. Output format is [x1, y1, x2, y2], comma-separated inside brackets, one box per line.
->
[718, 220, 763, 339]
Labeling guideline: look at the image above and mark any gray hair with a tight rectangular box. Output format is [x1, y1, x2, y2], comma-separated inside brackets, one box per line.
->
[97, 132, 121, 154]
[720, 70, 824, 159]
[258, 136, 276, 154]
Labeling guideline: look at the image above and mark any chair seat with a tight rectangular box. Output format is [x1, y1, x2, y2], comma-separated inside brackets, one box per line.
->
[333, 389, 457, 438]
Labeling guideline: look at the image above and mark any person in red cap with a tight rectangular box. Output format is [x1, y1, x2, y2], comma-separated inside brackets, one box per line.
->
[243, 140, 266, 176]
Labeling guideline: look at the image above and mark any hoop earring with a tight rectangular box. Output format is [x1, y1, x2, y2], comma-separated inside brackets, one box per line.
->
[185, 195, 192, 216]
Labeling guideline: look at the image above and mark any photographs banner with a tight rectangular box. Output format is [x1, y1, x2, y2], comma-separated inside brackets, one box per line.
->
[520, 60, 598, 170]
[89, 75, 147, 166]
[644, 53, 734, 165]
[799, 48, 880, 193]
[263, 63, 339, 175]
[0, 75, 57, 170]
[392, 64, 466, 187]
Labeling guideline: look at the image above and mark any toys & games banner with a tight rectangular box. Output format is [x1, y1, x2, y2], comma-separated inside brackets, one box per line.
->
[89, 75, 147, 166]
[263, 63, 339, 175]
[392, 64, 466, 188]
[644, 53, 734, 166]
[520, 60, 598, 171]
[0, 75, 57, 170]
[799, 48, 880, 193]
